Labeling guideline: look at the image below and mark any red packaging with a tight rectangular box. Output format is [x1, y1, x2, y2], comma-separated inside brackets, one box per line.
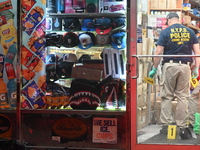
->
[21, 46, 40, 71]
[5, 63, 16, 80]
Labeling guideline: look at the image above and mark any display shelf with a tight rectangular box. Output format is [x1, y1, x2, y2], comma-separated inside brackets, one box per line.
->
[149, 8, 182, 11]
[183, 23, 200, 31]
[20, 109, 126, 116]
[183, 10, 200, 20]
[47, 13, 126, 18]
[0, 109, 17, 113]
[25, 145, 125, 150]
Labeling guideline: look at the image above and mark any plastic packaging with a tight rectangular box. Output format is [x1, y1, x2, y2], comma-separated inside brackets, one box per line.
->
[193, 113, 200, 134]
[0, 78, 9, 108]
[7, 79, 17, 108]
[5, 43, 17, 64]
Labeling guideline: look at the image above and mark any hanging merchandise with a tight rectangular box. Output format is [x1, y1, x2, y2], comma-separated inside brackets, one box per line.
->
[81, 18, 96, 31]
[46, 33, 63, 48]
[112, 17, 126, 30]
[78, 32, 95, 49]
[55, 0, 65, 13]
[111, 31, 126, 49]
[46, 54, 59, 82]
[46, 0, 56, 13]
[62, 32, 79, 48]
[69, 78, 101, 110]
[103, 48, 126, 79]
[95, 33, 111, 46]
[57, 53, 78, 79]
[52, 17, 62, 31]
[86, 0, 99, 13]
[63, 17, 81, 31]
[94, 17, 113, 35]
[97, 75, 126, 109]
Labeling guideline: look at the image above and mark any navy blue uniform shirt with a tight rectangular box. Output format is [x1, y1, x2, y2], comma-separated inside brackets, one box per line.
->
[157, 23, 199, 63]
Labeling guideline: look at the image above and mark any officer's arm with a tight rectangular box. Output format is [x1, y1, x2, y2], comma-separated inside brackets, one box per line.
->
[153, 45, 164, 68]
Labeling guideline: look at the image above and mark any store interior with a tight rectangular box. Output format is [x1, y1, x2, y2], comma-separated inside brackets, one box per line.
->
[136, 0, 200, 145]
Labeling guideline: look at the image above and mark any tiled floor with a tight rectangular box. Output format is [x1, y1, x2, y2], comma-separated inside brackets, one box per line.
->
[137, 124, 200, 145]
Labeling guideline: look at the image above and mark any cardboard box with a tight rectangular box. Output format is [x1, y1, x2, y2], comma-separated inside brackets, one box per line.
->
[137, 106, 149, 129]
[158, 0, 167, 9]
[168, 0, 185, 9]
[150, 0, 159, 9]
[71, 67, 103, 81]
[183, 15, 191, 24]
[138, 61, 143, 83]
[103, 1, 126, 13]
[137, 83, 143, 96]
[176, 0, 182, 8]
[137, 43, 143, 55]
[143, 62, 149, 78]
[167, 0, 176, 8]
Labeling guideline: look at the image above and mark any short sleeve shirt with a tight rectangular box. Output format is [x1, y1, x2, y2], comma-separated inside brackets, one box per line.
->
[157, 23, 199, 63]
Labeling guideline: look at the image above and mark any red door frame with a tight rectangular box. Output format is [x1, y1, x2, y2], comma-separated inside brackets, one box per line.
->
[128, 0, 200, 150]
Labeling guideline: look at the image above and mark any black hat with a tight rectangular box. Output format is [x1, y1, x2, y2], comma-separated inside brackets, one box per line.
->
[165, 12, 179, 25]
[62, 32, 78, 48]
[63, 18, 81, 32]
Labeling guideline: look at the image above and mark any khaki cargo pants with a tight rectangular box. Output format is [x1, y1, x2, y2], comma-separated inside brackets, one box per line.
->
[160, 62, 191, 128]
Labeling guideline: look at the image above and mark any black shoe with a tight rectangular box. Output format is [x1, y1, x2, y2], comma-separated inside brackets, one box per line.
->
[160, 126, 168, 134]
[179, 128, 192, 139]
[188, 123, 194, 129]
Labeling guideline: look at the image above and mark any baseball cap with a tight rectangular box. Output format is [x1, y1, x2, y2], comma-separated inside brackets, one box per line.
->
[165, 12, 179, 25]
[82, 18, 96, 31]
[94, 17, 112, 35]
[111, 31, 126, 49]
[78, 54, 91, 63]
[78, 32, 95, 49]
[46, 54, 59, 65]
[63, 18, 81, 31]
[46, 33, 63, 48]
[112, 17, 126, 30]
[59, 53, 78, 63]
[62, 32, 78, 48]
[95, 34, 111, 45]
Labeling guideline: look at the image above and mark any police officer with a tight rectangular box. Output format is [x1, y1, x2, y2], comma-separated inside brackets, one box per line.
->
[148, 12, 200, 139]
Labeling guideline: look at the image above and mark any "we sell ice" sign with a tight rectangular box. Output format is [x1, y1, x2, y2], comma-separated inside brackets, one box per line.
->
[92, 117, 117, 144]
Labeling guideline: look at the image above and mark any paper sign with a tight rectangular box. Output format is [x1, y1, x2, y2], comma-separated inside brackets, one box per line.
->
[190, 78, 199, 88]
[144, 76, 154, 85]
[167, 125, 177, 139]
[93, 117, 117, 144]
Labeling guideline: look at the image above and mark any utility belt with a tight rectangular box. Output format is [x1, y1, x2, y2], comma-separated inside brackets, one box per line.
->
[162, 60, 191, 65]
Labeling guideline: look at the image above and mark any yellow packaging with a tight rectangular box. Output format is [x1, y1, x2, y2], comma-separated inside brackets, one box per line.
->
[0, 19, 17, 55]
[0, 78, 9, 108]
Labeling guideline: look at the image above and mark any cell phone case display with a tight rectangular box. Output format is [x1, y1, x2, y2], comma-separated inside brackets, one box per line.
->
[0, 1, 18, 109]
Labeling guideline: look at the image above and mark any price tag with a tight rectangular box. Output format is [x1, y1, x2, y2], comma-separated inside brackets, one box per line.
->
[190, 78, 199, 88]
[167, 125, 177, 139]
[144, 77, 154, 85]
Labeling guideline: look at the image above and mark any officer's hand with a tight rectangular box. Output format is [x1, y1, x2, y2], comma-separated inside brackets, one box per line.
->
[192, 67, 199, 78]
[148, 67, 157, 78]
